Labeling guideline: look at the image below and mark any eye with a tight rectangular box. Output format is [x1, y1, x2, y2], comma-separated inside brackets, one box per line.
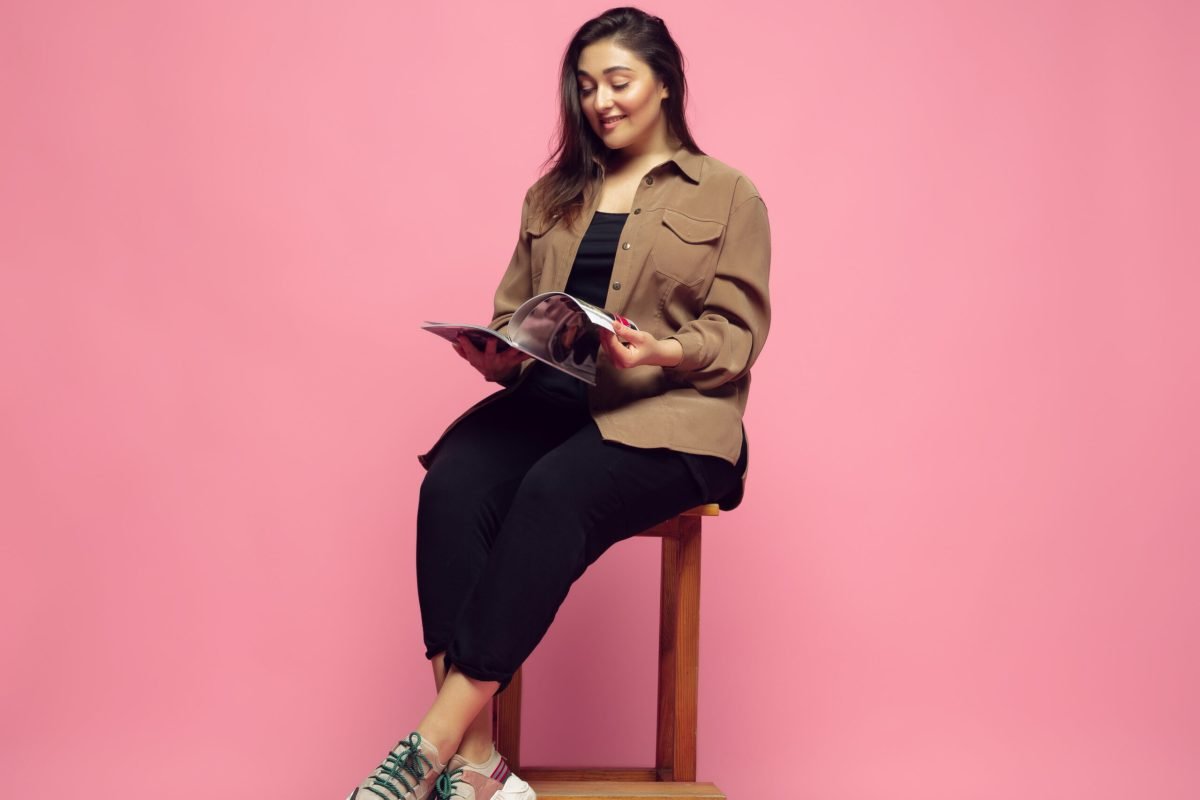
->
[578, 83, 631, 97]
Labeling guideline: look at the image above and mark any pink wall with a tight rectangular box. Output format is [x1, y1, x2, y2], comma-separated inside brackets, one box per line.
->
[2, 1, 1197, 797]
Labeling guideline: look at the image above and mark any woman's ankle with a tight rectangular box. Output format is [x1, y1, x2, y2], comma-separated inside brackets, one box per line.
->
[456, 732, 495, 765]
[413, 725, 460, 767]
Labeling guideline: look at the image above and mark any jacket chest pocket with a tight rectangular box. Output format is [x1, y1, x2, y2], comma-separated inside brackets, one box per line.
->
[647, 208, 725, 320]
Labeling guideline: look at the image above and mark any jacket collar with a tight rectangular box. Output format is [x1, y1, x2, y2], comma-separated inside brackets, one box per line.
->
[667, 144, 704, 184]
[591, 143, 704, 184]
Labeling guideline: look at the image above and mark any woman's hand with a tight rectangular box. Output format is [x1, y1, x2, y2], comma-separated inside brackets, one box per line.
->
[598, 319, 684, 369]
[452, 334, 532, 383]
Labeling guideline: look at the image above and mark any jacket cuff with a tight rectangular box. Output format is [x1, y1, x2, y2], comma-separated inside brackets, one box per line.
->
[663, 330, 706, 373]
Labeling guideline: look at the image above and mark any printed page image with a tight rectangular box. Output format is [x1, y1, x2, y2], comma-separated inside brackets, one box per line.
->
[509, 296, 599, 384]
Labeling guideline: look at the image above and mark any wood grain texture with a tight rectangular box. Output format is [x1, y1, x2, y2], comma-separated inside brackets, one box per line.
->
[636, 505, 719, 538]
[493, 663, 523, 771]
[655, 527, 680, 777]
[673, 515, 702, 782]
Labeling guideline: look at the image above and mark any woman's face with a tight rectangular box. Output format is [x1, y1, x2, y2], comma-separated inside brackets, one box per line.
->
[576, 38, 669, 152]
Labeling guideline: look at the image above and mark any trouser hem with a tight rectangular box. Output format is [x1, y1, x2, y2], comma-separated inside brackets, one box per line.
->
[444, 649, 514, 696]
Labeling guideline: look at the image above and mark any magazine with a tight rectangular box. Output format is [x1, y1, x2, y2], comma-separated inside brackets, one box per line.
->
[422, 291, 639, 385]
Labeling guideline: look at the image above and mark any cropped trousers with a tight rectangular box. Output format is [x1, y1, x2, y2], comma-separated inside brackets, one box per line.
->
[415, 369, 742, 694]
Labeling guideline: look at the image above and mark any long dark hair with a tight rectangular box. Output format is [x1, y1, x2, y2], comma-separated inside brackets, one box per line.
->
[529, 7, 704, 229]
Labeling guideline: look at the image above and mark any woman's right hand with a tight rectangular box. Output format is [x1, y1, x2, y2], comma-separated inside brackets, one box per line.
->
[452, 334, 532, 383]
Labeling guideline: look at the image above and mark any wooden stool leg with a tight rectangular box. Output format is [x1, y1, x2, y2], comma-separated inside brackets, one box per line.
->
[656, 515, 701, 782]
[493, 665, 523, 771]
[656, 526, 679, 780]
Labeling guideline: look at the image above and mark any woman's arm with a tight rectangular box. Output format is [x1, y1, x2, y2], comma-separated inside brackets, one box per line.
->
[471, 188, 538, 385]
[488, 187, 536, 339]
[602, 177, 772, 390]
[661, 178, 772, 391]
[438, 187, 538, 387]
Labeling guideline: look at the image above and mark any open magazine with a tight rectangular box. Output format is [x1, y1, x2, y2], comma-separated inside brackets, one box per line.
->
[422, 291, 638, 386]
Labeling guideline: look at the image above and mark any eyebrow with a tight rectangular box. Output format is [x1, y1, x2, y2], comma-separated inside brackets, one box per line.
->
[576, 66, 634, 77]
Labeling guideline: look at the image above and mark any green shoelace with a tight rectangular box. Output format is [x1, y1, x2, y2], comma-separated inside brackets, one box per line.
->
[434, 766, 464, 800]
[364, 732, 435, 800]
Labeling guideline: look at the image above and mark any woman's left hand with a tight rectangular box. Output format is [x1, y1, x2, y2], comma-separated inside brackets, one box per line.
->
[598, 319, 684, 369]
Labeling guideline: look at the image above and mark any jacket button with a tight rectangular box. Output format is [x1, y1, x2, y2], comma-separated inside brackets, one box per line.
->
[622, 241, 631, 250]
[612, 281, 622, 290]
[645, 175, 654, 185]
[633, 208, 641, 214]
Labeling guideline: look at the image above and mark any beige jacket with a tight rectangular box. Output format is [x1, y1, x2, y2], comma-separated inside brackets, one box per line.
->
[418, 145, 772, 510]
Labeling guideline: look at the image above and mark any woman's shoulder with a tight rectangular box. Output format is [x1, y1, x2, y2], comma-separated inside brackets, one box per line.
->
[692, 151, 764, 208]
[518, 178, 556, 233]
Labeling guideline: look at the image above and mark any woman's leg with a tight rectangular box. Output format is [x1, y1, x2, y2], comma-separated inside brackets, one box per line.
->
[415, 388, 590, 763]
[356, 419, 738, 797]
[430, 653, 493, 762]
[412, 665, 498, 763]
[415, 387, 586, 671]
[439, 419, 728, 695]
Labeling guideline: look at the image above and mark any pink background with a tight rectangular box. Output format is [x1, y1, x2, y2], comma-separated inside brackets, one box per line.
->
[2, 1, 1197, 798]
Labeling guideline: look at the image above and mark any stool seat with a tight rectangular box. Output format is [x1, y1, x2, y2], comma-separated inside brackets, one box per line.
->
[492, 504, 724, 797]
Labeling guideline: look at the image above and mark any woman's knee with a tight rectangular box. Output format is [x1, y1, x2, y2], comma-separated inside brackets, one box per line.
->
[509, 454, 598, 518]
[502, 460, 618, 564]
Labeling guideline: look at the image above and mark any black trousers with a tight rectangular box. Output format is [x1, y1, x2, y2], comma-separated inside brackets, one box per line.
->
[416, 369, 742, 694]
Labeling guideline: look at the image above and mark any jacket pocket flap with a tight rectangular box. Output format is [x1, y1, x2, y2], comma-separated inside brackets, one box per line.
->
[662, 209, 725, 244]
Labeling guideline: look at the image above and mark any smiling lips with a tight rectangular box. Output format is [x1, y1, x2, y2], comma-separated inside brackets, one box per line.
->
[601, 114, 627, 128]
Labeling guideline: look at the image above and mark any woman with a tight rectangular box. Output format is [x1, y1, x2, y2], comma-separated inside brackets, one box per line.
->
[348, 7, 771, 800]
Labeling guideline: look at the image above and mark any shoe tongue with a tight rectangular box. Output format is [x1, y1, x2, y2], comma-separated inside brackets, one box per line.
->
[421, 739, 445, 771]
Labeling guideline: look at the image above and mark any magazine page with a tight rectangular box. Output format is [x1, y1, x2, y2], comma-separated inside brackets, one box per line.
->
[507, 295, 597, 383]
[422, 293, 637, 386]
[508, 291, 640, 335]
[420, 323, 516, 353]
[571, 295, 640, 332]
[506, 292, 638, 385]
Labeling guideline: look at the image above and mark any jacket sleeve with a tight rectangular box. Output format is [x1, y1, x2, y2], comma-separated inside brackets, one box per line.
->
[489, 187, 535, 334]
[488, 187, 536, 387]
[662, 178, 772, 391]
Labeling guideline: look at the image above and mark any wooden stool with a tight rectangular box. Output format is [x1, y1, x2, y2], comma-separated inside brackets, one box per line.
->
[492, 504, 725, 799]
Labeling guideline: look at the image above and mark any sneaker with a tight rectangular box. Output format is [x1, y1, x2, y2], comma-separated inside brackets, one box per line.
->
[348, 731, 447, 800]
[442, 745, 536, 800]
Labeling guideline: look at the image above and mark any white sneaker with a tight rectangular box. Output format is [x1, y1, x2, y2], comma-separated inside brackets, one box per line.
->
[441, 746, 536, 799]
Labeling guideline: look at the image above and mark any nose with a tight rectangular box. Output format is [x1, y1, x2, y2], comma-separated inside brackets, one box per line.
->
[592, 85, 615, 113]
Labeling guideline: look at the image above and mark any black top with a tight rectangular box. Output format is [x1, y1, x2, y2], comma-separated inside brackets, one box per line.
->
[523, 211, 628, 407]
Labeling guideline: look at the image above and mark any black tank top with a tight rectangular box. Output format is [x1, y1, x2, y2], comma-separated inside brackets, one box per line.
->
[523, 210, 628, 407]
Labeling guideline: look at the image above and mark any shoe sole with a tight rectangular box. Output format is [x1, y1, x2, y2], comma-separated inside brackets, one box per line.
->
[497, 774, 537, 799]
